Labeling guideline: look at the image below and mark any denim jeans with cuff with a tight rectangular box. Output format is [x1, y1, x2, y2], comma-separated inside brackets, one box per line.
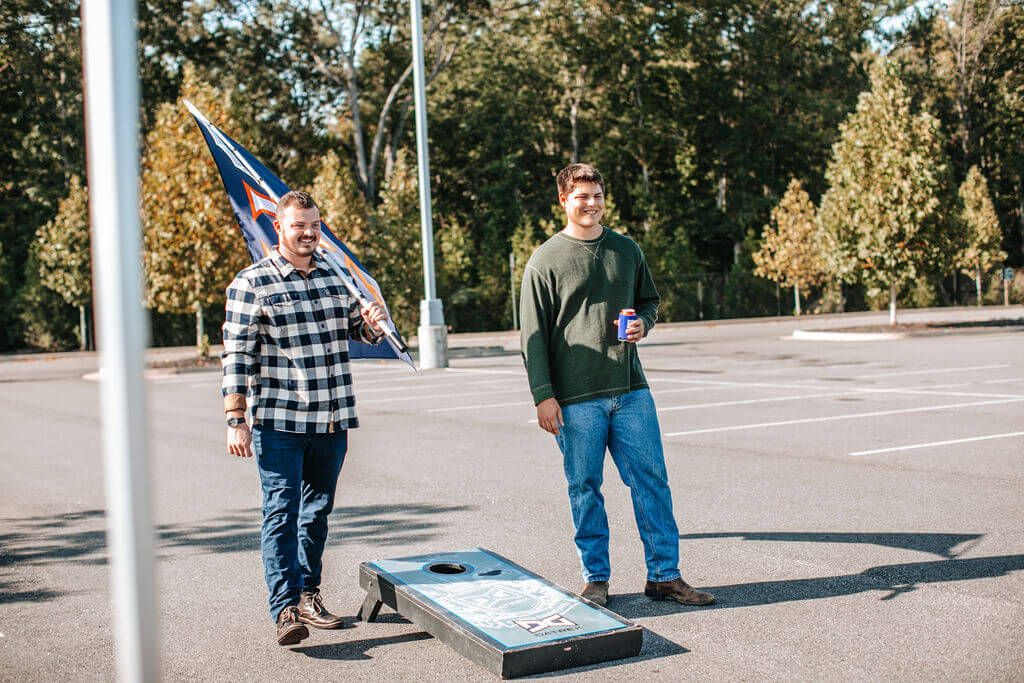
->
[554, 388, 681, 583]
[252, 425, 347, 622]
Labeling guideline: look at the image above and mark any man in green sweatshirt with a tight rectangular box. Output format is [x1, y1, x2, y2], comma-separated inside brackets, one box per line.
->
[519, 163, 714, 608]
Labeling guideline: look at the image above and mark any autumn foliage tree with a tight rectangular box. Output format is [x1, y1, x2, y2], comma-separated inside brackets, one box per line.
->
[34, 174, 92, 349]
[361, 150, 424, 339]
[753, 178, 825, 315]
[141, 68, 249, 350]
[310, 149, 371, 245]
[956, 165, 1005, 304]
[819, 61, 955, 324]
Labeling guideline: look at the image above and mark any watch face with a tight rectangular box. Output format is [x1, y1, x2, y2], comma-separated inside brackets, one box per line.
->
[227, 417, 244, 427]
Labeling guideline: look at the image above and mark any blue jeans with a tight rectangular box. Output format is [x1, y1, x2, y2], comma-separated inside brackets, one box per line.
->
[554, 388, 681, 583]
[252, 425, 348, 622]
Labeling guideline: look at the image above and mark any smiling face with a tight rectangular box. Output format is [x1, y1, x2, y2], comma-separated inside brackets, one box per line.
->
[559, 181, 605, 234]
[274, 204, 321, 267]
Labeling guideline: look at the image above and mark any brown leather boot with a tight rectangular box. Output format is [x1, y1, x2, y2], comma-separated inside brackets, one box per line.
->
[580, 581, 609, 607]
[297, 589, 345, 629]
[644, 578, 715, 605]
[276, 606, 309, 645]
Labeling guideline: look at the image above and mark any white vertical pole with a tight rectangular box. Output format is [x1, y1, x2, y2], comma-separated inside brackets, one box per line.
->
[409, 0, 448, 368]
[509, 252, 518, 331]
[81, 0, 158, 679]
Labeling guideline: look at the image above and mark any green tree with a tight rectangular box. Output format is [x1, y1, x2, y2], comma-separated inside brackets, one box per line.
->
[201, 0, 486, 207]
[957, 165, 1006, 304]
[311, 149, 371, 244]
[0, 0, 84, 349]
[35, 174, 92, 348]
[753, 179, 825, 315]
[141, 68, 250, 350]
[819, 61, 955, 325]
[361, 150, 423, 338]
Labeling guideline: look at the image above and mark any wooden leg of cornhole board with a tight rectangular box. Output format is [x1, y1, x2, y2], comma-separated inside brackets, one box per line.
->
[357, 593, 384, 622]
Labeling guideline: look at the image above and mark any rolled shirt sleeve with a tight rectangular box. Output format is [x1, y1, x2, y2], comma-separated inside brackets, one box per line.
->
[221, 274, 259, 413]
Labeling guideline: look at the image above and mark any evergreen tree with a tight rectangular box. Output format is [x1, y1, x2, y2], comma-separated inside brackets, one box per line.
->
[140, 67, 250, 349]
[957, 165, 1006, 304]
[819, 61, 956, 324]
[753, 179, 825, 315]
[35, 175, 92, 348]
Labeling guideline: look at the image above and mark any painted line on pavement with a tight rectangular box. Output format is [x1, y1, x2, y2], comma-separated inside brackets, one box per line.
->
[429, 400, 530, 413]
[444, 367, 527, 376]
[362, 386, 526, 404]
[358, 376, 507, 393]
[647, 376, 826, 391]
[857, 364, 1009, 379]
[850, 431, 1024, 456]
[663, 398, 1024, 437]
[656, 390, 863, 413]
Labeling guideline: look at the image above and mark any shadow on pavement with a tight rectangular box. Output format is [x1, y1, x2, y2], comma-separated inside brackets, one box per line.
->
[522, 628, 689, 679]
[0, 503, 475, 572]
[0, 578, 64, 603]
[678, 531, 985, 558]
[612, 554, 1024, 617]
[292, 631, 433, 660]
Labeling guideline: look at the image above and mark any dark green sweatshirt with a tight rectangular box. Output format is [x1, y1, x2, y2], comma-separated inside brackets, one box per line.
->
[519, 227, 660, 406]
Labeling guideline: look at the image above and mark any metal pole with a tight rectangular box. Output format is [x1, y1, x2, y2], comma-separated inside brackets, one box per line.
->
[509, 252, 518, 331]
[81, 0, 157, 678]
[409, 0, 448, 368]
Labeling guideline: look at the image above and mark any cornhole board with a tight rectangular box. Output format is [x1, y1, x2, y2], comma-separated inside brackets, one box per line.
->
[358, 548, 643, 678]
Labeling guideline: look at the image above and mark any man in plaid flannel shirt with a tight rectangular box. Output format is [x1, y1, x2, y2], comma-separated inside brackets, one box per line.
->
[221, 190, 387, 646]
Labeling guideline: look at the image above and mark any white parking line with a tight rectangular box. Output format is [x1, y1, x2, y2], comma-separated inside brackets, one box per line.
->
[982, 378, 1024, 385]
[857, 364, 1009, 379]
[653, 387, 1024, 414]
[150, 373, 215, 384]
[663, 398, 1024, 437]
[850, 431, 1024, 456]
[358, 376, 507, 394]
[429, 400, 530, 413]
[658, 391, 860, 413]
[362, 387, 526, 404]
[647, 377, 824, 390]
[444, 367, 527, 376]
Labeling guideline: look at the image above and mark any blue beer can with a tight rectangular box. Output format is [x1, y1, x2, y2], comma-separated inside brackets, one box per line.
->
[617, 308, 637, 341]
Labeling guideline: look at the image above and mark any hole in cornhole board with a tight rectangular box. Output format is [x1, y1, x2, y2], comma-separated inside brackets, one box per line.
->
[426, 562, 469, 575]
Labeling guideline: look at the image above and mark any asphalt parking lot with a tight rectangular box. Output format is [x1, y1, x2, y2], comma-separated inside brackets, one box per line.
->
[1, 306, 1022, 680]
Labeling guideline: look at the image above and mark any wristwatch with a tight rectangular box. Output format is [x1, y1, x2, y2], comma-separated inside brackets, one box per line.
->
[226, 416, 245, 428]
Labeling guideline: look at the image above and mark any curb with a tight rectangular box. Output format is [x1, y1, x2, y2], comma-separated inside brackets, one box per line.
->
[789, 329, 906, 342]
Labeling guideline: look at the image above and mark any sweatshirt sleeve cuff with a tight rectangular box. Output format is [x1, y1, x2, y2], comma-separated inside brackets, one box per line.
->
[531, 384, 555, 405]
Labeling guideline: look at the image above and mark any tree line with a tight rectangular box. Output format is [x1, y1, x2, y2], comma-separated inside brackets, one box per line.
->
[2, 0, 1022, 350]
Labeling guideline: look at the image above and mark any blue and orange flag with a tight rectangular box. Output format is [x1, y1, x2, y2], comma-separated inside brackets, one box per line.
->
[185, 100, 414, 368]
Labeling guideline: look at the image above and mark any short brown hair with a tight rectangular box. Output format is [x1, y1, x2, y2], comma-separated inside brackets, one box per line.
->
[276, 190, 318, 216]
[556, 163, 605, 197]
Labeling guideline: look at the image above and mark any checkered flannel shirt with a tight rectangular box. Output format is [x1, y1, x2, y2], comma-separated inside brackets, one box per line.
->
[221, 250, 383, 433]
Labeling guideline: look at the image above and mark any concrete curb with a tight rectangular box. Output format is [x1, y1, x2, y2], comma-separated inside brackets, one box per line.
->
[789, 329, 906, 342]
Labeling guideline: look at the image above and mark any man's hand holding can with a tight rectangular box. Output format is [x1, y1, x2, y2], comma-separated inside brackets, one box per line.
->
[614, 308, 644, 343]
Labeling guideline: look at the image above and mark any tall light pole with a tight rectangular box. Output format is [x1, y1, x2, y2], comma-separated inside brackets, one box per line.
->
[81, 0, 157, 678]
[409, 0, 448, 369]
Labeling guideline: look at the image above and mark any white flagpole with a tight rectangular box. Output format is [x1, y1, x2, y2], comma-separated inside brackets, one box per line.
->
[81, 0, 158, 679]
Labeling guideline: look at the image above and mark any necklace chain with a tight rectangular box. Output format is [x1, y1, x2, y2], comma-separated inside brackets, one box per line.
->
[560, 228, 606, 260]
